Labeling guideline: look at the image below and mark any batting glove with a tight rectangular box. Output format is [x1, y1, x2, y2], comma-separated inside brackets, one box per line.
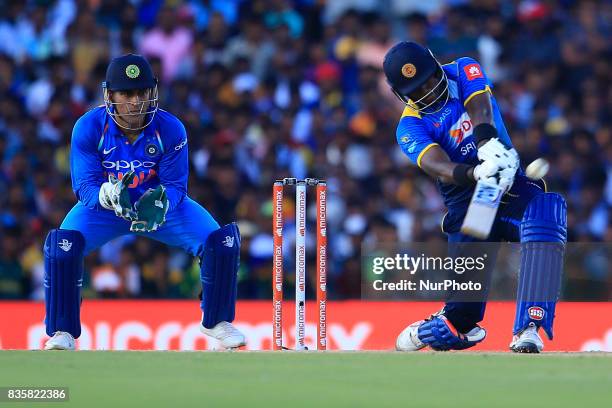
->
[473, 159, 499, 184]
[477, 137, 519, 173]
[496, 166, 518, 194]
[473, 160, 517, 194]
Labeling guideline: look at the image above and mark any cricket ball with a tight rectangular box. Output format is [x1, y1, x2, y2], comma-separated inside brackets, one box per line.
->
[525, 158, 549, 180]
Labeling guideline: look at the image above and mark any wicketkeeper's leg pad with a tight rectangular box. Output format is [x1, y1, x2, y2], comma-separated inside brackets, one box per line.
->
[418, 315, 486, 351]
[200, 223, 240, 329]
[514, 193, 567, 339]
[44, 229, 85, 338]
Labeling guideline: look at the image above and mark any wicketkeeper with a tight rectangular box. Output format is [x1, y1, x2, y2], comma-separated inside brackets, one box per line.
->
[384, 42, 567, 353]
[43, 54, 245, 350]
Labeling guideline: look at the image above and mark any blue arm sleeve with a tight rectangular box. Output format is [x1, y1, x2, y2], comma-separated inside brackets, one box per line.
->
[70, 115, 105, 208]
[456, 57, 492, 107]
[396, 109, 437, 168]
[159, 119, 188, 212]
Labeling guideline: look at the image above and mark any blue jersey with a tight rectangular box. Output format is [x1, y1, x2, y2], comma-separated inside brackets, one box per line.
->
[70, 107, 188, 212]
[396, 57, 514, 209]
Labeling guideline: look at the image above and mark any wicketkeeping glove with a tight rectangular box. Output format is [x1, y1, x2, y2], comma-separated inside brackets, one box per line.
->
[130, 185, 169, 232]
[99, 170, 138, 221]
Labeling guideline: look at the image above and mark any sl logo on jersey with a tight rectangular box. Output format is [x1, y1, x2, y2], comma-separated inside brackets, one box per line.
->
[464, 63, 484, 81]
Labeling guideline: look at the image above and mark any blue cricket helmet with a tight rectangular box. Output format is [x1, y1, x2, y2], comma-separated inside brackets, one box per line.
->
[383, 42, 448, 114]
[103, 54, 157, 91]
[102, 54, 159, 131]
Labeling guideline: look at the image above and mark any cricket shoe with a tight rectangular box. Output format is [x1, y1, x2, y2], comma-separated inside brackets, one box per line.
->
[396, 315, 486, 351]
[200, 321, 246, 349]
[396, 320, 427, 351]
[44, 331, 75, 351]
[510, 322, 543, 353]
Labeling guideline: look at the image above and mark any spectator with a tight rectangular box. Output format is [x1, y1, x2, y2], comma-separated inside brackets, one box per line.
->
[140, 5, 194, 82]
[0, 225, 28, 298]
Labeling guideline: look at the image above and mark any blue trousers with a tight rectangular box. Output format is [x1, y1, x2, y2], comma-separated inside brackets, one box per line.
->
[442, 175, 546, 332]
[61, 197, 220, 256]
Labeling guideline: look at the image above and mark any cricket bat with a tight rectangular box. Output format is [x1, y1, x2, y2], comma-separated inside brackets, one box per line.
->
[460, 180, 503, 239]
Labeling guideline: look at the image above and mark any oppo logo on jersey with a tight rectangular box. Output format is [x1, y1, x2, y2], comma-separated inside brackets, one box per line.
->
[102, 160, 156, 171]
[102, 160, 158, 188]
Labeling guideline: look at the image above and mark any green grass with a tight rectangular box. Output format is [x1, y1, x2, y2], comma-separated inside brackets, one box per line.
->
[0, 351, 610, 407]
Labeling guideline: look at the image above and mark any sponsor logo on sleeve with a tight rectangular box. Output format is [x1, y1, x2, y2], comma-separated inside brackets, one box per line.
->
[174, 139, 187, 151]
[464, 63, 484, 81]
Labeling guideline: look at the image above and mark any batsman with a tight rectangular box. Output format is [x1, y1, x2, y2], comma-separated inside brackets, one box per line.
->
[43, 54, 245, 350]
[385, 42, 567, 353]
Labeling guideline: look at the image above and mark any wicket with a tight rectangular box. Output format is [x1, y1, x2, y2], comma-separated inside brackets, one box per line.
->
[272, 178, 327, 350]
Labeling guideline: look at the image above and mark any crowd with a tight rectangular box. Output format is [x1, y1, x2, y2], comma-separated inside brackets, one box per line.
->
[0, 0, 610, 301]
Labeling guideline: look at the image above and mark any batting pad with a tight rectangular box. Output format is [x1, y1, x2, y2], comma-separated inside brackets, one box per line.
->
[514, 193, 567, 339]
[200, 223, 241, 329]
[44, 229, 85, 338]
